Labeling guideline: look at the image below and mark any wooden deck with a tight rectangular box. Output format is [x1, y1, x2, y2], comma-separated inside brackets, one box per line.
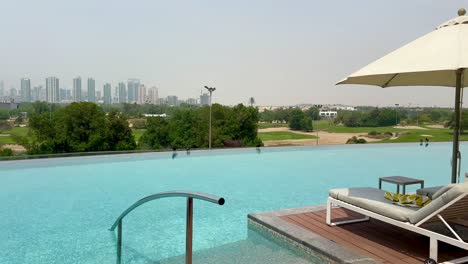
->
[280, 208, 467, 264]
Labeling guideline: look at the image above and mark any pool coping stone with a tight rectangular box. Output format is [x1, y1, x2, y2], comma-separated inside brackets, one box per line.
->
[248, 205, 379, 264]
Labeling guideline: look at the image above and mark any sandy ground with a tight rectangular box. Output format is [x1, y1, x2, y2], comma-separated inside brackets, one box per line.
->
[258, 127, 382, 146]
[2, 144, 26, 152]
[393, 125, 427, 130]
[426, 124, 445, 129]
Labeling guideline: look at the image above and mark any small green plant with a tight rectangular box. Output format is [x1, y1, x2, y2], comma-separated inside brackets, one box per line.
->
[0, 148, 14, 157]
[346, 136, 367, 144]
[368, 131, 378, 136]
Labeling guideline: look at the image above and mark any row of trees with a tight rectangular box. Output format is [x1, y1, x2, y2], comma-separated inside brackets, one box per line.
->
[139, 104, 262, 149]
[259, 107, 320, 123]
[334, 108, 397, 127]
[24, 102, 136, 154]
[20, 102, 262, 154]
[334, 107, 455, 127]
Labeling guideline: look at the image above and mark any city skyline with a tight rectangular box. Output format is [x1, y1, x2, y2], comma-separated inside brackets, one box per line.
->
[0, 76, 213, 106]
[1, 1, 467, 107]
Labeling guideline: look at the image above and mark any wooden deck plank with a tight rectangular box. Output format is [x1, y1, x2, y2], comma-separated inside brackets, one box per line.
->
[279, 208, 468, 264]
[300, 212, 413, 264]
[283, 215, 386, 262]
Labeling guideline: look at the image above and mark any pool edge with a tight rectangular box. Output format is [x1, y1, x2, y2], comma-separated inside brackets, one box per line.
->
[248, 205, 379, 264]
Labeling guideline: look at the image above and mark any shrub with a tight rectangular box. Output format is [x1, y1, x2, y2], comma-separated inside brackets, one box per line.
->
[0, 148, 14, 156]
[356, 138, 367, 144]
[368, 131, 378, 136]
[346, 136, 367, 144]
[384, 131, 393, 136]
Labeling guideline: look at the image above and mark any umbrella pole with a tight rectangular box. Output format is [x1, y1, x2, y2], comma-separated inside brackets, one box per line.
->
[452, 69, 463, 183]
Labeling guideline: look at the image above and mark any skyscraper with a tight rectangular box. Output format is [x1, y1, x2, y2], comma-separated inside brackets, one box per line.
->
[200, 93, 210, 106]
[103, 83, 112, 105]
[87, 78, 95, 102]
[73, 77, 82, 102]
[46, 77, 59, 103]
[138, 84, 146, 104]
[32, 86, 42, 102]
[167, 95, 178, 106]
[118, 82, 126, 103]
[127, 79, 140, 103]
[147, 86, 158, 104]
[20, 78, 31, 102]
[0, 80, 4, 100]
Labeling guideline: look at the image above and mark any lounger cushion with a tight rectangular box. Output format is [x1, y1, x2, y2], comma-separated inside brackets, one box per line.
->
[416, 184, 456, 199]
[329, 187, 418, 222]
[416, 186, 444, 198]
[409, 183, 468, 224]
[432, 184, 457, 199]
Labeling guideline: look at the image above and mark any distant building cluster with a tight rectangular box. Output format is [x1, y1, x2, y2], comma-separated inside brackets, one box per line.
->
[0, 78, 210, 106]
[258, 104, 356, 115]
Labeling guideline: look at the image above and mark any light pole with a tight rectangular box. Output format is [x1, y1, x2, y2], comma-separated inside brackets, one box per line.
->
[394, 103, 399, 126]
[204, 86, 216, 149]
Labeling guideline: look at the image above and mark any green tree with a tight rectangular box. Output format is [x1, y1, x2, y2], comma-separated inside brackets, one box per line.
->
[169, 108, 203, 148]
[139, 117, 170, 149]
[304, 107, 320, 120]
[28, 102, 136, 154]
[105, 111, 136, 150]
[300, 117, 313, 131]
[289, 109, 305, 130]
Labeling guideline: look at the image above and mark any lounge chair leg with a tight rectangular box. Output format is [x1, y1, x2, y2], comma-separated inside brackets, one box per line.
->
[326, 197, 369, 226]
[326, 198, 332, 225]
[429, 237, 438, 262]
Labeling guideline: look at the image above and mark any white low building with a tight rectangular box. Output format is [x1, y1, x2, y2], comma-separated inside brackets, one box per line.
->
[319, 110, 337, 118]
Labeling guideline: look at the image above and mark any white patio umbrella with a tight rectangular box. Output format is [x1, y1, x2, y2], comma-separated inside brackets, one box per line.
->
[337, 8, 468, 184]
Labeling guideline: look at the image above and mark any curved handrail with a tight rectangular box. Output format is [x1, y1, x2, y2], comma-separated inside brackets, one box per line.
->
[109, 191, 225, 231]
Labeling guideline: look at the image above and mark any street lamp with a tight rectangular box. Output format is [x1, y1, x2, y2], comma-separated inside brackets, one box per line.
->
[395, 103, 399, 126]
[204, 86, 216, 149]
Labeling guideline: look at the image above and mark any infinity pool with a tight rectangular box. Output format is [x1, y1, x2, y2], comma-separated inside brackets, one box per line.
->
[0, 143, 464, 263]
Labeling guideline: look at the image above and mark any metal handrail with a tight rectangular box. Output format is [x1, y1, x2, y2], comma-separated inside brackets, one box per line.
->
[109, 191, 225, 264]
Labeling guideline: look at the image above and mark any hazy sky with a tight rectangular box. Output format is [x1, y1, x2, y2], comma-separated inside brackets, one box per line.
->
[1, 1, 468, 106]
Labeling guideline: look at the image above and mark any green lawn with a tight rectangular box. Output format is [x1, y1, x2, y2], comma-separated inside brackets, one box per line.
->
[0, 127, 29, 144]
[258, 123, 288, 129]
[258, 131, 318, 141]
[132, 129, 146, 141]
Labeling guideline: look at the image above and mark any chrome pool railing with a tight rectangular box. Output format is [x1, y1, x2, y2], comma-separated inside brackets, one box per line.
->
[109, 191, 225, 264]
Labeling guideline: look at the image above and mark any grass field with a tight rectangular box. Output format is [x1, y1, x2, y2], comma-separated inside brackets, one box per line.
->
[132, 129, 146, 142]
[0, 127, 29, 144]
[259, 120, 468, 144]
[257, 123, 288, 129]
[258, 131, 318, 141]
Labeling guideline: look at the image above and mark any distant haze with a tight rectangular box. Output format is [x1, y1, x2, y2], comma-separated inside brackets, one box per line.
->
[1, 1, 466, 107]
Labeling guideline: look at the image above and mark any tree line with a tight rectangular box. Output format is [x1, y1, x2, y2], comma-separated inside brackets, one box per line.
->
[15, 101, 261, 155]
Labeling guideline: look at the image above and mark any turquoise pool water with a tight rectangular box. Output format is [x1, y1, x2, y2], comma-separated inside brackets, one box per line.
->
[0, 143, 464, 263]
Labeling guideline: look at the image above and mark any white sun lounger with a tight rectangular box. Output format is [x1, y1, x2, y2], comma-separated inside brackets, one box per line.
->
[326, 183, 468, 263]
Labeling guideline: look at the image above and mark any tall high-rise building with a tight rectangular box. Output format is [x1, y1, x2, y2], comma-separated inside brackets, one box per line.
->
[118, 82, 126, 103]
[147, 87, 158, 104]
[127, 79, 140, 103]
[9, 87, 18, 101]
[20, 78, 31, 102]
[87, 78, 95, 102]
[46, 77, 60, 103]
[138, 84, 146, 104]
[186, 98, 198, 105]
[32, 86, 42, 102]
[0, 80, 4, 100]
[59, 88, 68, 101]
[103, 83, 112, 105]
[200, 93, 210, 106]
[167, 95, 178, 106]
[73, 77, 82, 102]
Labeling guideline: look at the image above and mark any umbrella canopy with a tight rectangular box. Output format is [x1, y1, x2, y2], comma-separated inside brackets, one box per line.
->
[337, 9, 468, 183]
